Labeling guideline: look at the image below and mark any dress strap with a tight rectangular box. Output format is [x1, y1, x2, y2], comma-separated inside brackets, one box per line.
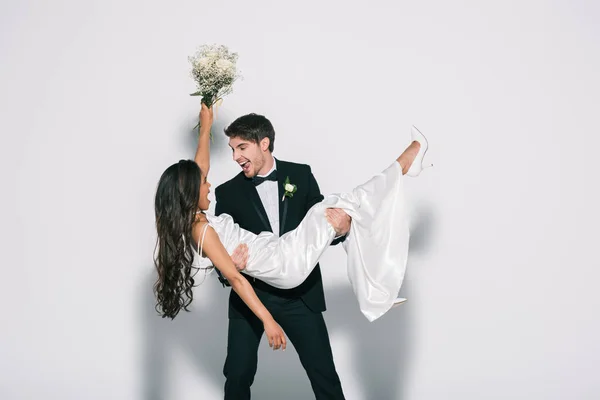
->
[197, 222, 211, 256]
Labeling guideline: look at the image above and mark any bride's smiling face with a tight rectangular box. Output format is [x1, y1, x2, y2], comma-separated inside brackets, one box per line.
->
[198, 173, 211, 210]
[229, 136, 271, 178]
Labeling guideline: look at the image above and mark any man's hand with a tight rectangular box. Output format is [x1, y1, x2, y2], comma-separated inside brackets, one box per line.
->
[231, 243, 249, 271]
[325, 208, 351, 237]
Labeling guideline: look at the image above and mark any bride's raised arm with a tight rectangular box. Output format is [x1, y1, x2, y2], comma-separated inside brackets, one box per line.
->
[194, 103, 212, 177]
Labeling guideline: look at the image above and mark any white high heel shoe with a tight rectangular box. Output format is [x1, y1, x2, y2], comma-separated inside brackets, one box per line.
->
[392, 297, 407, 308]
[406, 125, 433, 177]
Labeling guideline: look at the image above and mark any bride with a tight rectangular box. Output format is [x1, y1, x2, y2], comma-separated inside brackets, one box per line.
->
[153, 104, 431, 350]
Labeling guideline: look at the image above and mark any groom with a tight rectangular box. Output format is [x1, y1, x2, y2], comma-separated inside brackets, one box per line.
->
[210, 113, 350, 399]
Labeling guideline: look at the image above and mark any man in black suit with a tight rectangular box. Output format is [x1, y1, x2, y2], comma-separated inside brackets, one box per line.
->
[213, 113, 351, 399]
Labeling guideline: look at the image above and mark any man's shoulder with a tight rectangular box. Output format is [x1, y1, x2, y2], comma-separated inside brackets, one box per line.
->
[215, 172, 246, 194]
[277, 159, 311, 173]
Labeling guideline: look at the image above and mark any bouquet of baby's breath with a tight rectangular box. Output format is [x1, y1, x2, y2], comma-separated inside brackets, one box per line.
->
[189, 44, 241, 107]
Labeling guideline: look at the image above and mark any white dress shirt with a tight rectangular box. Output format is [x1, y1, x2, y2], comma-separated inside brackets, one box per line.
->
[254, 160, 280, 236]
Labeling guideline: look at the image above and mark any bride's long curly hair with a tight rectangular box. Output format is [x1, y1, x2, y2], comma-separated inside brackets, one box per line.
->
[153, 160, 202, 319]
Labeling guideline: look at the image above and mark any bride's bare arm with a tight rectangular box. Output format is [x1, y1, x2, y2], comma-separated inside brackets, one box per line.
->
[194, 104, 212, 176]
[200, 225, 287, 350]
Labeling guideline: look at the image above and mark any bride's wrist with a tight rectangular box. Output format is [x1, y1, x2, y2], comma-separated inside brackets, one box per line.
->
[199, 126, 211, 136]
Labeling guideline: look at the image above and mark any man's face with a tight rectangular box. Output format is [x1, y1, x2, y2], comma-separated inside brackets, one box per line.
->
[229, 136, 270, 178]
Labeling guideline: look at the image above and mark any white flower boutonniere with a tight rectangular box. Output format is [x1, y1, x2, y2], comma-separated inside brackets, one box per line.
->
[282, 176, 297, 201]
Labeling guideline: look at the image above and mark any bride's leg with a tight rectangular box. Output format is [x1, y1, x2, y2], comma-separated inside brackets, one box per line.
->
[396, 141, 421, 175]
[239, 129, 430, 296]
[344, 127, 431, 316]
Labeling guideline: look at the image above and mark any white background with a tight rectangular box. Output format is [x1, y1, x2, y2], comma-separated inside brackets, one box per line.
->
[1, 0, 599, 399]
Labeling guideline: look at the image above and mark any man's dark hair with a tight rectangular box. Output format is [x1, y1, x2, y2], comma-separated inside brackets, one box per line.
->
[224, 113, 275, 153]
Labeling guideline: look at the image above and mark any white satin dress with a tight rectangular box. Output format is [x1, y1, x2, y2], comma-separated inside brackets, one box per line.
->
[194, 161, 409, 322]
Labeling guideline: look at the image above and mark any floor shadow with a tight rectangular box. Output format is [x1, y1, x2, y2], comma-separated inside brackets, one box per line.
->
[320, 280, 414, 399]
[139, 203, 436, 399]
[140, 270, 229, 399]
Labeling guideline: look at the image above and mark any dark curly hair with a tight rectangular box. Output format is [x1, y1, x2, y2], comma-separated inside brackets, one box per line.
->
[153, 159, 202, 319]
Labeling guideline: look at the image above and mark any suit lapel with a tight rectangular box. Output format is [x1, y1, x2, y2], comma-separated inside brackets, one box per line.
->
[277, 160, 289, 236]
[242, 177, 272, 232]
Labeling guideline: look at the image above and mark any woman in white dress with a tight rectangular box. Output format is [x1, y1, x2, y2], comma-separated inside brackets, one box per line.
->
[153, 105, 431, 350]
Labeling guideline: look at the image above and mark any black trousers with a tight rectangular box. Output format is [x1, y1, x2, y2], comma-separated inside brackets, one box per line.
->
[223, 289, 345, 399]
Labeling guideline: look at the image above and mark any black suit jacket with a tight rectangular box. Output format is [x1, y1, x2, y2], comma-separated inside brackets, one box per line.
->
[215, 159, 345, 319]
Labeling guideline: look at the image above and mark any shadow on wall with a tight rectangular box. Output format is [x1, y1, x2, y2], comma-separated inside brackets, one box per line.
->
[140, 270, 229, 399]
[182, 107, 235, 165]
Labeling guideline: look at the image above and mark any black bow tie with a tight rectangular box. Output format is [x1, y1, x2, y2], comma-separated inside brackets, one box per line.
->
[252, 170, 277, 186]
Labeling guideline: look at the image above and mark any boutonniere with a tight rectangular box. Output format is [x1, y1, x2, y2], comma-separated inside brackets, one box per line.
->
[282, 176, 297, 201]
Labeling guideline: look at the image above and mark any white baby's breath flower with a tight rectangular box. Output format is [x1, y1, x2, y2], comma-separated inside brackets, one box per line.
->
[216, 59, 233, 70]
[188, 44, 241, 106]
